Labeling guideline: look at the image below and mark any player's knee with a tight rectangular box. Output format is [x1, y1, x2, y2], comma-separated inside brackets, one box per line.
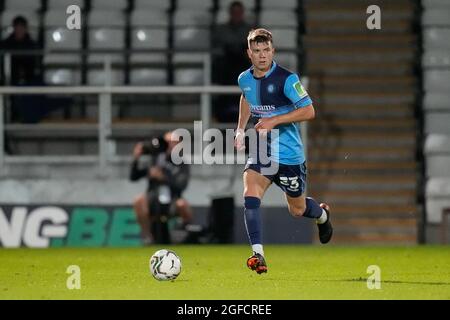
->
[288, 205, 306, 218]
[175, 198, 188, 210]
[243, 188, 263, 200]
[133, 195, 142, 208]
[133, 195, 147, 214]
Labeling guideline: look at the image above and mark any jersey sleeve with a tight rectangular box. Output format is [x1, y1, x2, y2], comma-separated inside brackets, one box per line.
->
[283, 73, 313, 108]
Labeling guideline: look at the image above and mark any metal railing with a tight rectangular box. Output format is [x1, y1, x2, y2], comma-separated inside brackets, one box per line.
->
[0, 84, 242, 176]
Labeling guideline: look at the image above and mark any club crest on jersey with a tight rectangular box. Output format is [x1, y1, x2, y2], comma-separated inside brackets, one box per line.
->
[267, 84, 275, 93]
[294, 81, 308, 98]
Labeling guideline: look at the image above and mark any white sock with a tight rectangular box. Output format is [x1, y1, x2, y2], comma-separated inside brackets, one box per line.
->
[252, 244, 264, 257]
[316, 209, 328, 224]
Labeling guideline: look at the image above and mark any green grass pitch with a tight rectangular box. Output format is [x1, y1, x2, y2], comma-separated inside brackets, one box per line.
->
[0, 245, 449, 300]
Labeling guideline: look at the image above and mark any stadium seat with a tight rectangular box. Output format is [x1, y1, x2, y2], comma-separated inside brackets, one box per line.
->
[218, 0, 256, 10]
[174, 68, 204, 85]
[422, 9, 450, 26]
[423, 92, 450, 110]
[44, 10, 82, 52]
[43, 29, 82, 65]
[134, 0, 172, 11]
[173, 11, 212, 50]
[91, 0, 128, 10]
[275, 53, 298, 71]
[131, 28, 168, 50]
[261, 0, 298, 9]
[269, 28, 297, 49]
[426, 113, 450, 135]
[423, 49, 450, 67]
[426, 155, 450, 178]
[129, 10, 169, 65]
[176, 0, 214, 10]
[426, 178, 450, 222]
[173, 53, 207, 64]
[129, 53, 168, 64]
[47, 0, 84, 9]
[88, 10, 126, 64]
[423, 28, 450, 50]
[87, 69, 125, 86]
[4, 0, 41, 11]
[423, 0, 450, 9]
[174, 28, 211, 50]
[260, 11, 298, 27]
[173, 11, 212, 26]
[130, 10, 169, 50]
[44, 69, 81, 85]
[424, 70, 450, 92]
[130, 68, 168, 86]
[131, 10, 169, 27]
[425, 134, 450, 154]
[215, 8, 256, 24]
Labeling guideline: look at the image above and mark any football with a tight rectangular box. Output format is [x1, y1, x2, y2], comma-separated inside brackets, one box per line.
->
[149, 249, 182, 281]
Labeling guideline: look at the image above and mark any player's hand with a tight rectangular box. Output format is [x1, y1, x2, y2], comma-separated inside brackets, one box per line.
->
[133, 142, 144, 159]
[255, 117, 278, 132]
[234, 128, 245, 151]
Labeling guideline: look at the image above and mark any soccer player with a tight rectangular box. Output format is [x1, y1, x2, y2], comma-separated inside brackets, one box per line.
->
[234, 28, 333, 274]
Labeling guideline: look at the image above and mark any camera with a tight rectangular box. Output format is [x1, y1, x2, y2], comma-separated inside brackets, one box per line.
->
[142, 136, 168, 156]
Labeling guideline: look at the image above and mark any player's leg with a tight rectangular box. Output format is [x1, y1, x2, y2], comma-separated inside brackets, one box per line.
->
[133, 193, 153, 244]
[243, 168, 272, 273]
[285, 194, 333, 243]
[276, 162, 333, 243]
[175, 198, 193, 225]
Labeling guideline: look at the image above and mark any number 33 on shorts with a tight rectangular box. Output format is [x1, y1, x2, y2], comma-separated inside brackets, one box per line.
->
[279, 176, 300, 192]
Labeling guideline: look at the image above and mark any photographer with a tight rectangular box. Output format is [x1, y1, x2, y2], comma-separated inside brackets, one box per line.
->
[130, 131, 192, 245]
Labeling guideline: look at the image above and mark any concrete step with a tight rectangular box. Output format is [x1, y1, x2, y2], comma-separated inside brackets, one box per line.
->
[308, 160, 417, 175]
[305, 1, 414, 14]
[309, 75, 416, 92]
[332, 217, 417, 227]
[312, 189, 416, 205]
[307, 61, 415, 76]
[310, 132, 416, 147]
[304, 0, 413, 6]
[313, 90, 416, 104]
[308, 75, 416, 89]
[308, 146, 416, 161]
[306, 19, 414, 34]
[312, 104, 414, 119]
[303, 34, 417, 48]
[307, 47, 416, 63]
[309, 174, 417, 191]
[310, 119, 416, 132]
[318, 204, 418, 218]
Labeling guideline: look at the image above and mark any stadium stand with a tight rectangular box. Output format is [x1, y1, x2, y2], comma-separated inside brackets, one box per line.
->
[304, 0, 421, 244]
[422, 0, 450, 241]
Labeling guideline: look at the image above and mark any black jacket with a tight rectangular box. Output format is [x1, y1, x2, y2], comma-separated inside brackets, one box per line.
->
[130, 152, 190, 199]
[1, 33, 40, 85]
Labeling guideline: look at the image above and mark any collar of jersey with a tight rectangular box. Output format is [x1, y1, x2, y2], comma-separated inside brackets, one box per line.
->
[250, 61, 277, 80]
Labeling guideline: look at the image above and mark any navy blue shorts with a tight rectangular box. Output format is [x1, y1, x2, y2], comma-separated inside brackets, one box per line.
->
[244, 161, 307, 198]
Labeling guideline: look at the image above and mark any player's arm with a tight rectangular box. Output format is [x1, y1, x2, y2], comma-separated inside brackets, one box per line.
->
[274, 104, 315, 124]
[255, 74, 314, 131]
[237, 94, 251, 130]
[235, 94, 250, 150]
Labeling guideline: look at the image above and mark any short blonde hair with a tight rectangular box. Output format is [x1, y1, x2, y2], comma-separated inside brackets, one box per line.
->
[247, 28, 273, 48]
